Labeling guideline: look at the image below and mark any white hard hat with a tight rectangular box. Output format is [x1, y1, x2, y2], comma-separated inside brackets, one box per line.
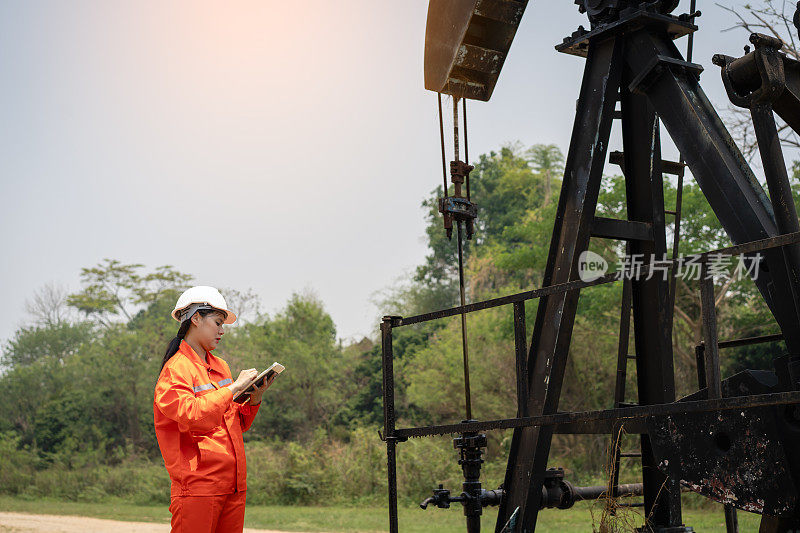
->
[172, 286, 237, 324]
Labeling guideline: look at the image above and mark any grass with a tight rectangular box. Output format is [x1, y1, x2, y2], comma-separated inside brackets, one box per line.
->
[0, 496, 762, 532]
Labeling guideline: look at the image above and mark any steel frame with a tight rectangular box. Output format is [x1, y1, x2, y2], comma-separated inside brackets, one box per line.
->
[384, 3, 800, 532]
[381, 232, 800, 532]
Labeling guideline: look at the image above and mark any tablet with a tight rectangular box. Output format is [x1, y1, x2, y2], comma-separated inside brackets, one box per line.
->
[233, 362, 285, 403]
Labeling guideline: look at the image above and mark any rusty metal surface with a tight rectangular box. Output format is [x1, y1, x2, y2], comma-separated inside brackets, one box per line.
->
[697, 268, 741, 530]
[649, 406, 797, 516]
[424, 0, 528, 100]
[648, 368, 800, 518]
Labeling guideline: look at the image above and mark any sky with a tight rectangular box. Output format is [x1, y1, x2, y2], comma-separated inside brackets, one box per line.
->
[0, 1, 786, 346]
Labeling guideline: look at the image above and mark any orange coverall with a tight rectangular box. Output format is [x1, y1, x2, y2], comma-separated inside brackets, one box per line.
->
[154, 341, 259, 533]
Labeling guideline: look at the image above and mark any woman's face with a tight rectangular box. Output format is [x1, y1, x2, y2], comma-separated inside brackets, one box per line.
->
[191, 311, 226, 352]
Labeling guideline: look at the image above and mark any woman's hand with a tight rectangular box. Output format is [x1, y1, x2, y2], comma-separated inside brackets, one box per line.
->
[228, 368, 258, 397]
[248, 372, 277, 405]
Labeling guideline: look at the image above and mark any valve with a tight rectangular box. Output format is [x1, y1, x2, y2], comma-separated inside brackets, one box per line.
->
[419, 425, 490, 533]
[420, 484, 456, 509]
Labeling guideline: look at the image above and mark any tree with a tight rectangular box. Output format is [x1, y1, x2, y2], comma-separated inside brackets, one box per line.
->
[525, 143, 564, 206]
[400, 143, 566, 316]
[219, 288, 262, 326]
[67, 259, 192, 326]
[24, 283, 75, 327]
[1, 262, 197, 457]
[2, 322, 93, 369]
[221, 291, 345, 440]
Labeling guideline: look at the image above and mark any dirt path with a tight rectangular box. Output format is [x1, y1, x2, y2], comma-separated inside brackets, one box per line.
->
[0, 512, 298, 533]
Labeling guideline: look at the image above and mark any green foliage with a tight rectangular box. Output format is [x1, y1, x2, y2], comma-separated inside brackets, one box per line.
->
[3, 322, 93, 368]
[67, 259, 192, 326]
[401, 309, 516, 426]
[329, 339, 383, 430]
[0, 263, 194, 458]
[0, 432, 37, 495]
[13, 461, 170, 504]
[222, 292, 344, 440]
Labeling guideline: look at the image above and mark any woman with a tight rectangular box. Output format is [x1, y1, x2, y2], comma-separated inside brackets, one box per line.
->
[154, 286, 274, 533]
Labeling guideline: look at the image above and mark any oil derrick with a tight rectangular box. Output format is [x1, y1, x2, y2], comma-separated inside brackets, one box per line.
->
[380, 1, 800, 532]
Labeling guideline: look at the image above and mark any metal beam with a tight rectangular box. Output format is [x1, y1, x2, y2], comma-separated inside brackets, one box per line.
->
[381, 318, 400, 533]
[496, 34, 624, 532]
[393, 390, 800, 439]
[623, 26, 800, 354]
[591, 216, 654, 241]
[621, 80, 683, 527]
[609, 150, 686, 176]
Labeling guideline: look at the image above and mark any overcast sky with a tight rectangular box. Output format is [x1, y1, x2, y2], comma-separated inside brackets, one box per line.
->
[0, 1, 783, 346]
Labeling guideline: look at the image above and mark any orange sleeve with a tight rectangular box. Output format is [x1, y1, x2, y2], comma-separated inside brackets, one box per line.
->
[222, 358, 260, 432]
[237, 402, 260, 432]
[155, 366, 233, 433]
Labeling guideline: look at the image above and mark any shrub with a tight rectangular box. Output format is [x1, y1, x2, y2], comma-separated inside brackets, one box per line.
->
[0, 432, 37, 495]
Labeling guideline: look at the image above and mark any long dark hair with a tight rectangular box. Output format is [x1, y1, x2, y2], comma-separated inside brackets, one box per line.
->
[160, 308, 219, 371]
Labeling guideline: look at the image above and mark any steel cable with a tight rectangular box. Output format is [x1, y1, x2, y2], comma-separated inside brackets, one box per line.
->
[438, 93, 448, 197]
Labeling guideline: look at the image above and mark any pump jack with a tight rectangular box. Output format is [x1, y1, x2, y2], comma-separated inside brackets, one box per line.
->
[381, 1, 800, 531]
